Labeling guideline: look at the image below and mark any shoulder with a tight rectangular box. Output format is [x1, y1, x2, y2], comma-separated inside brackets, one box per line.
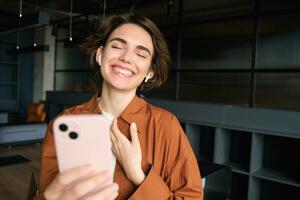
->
[145, 100, 193, 159]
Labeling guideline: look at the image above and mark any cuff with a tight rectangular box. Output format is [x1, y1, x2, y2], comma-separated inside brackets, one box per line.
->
[129, 166, 171, 200]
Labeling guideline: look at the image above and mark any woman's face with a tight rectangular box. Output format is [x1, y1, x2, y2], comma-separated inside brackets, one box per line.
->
[97, 23, 154, 92]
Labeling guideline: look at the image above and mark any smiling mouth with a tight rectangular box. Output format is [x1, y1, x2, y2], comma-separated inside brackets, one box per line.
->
[111, 65, 134, 77]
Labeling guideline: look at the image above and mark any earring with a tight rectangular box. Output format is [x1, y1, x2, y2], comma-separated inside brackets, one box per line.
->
[145, 73, 151, 83]
[98, 56, 102, 66]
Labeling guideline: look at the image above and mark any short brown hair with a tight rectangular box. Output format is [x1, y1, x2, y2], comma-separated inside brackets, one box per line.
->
[81, 13, 171, 91]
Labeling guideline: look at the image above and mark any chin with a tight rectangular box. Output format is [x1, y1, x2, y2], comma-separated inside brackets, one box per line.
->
[109, 82, 137, 92]
[103, 75, 142, 92]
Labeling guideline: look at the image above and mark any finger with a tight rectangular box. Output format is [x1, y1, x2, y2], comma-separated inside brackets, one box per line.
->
[85, 183, 119, 200]
[111, 144, 116, 154]
[62, 171, 112, 200]
[111, 144, 118, 158]
[110, 136, 121, 156]
[130, 122, 140, 146]
[110, 133, 118, 154]
[44, 164, 95, 199]
[110, 129, 117, 145]
[111, 118, 127, 142]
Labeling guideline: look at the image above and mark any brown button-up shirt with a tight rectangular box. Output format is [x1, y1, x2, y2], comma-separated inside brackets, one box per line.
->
[36, 94, 203, 200]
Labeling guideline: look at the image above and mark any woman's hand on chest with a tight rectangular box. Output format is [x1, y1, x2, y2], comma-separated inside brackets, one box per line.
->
[110, 119, 146, 186]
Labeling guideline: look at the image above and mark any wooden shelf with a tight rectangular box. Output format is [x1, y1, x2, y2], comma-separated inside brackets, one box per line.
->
[253, 168, 300, 188]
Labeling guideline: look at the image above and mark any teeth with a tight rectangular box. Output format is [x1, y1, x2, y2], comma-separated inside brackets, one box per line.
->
[112, 66, 133, 77]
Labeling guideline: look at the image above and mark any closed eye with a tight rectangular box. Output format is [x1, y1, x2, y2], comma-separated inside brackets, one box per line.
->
[137, 54, 147, 58]
[112, 45, 122, 49]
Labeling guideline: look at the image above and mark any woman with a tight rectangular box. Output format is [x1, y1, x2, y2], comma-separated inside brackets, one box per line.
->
[36, 13, 203, 200]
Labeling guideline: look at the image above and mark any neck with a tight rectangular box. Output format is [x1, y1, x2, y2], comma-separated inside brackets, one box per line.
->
[99, 83, 137, 117]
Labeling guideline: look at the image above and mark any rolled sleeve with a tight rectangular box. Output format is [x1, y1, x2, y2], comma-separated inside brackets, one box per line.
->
[128, 149, 203, 200]
[129, 166, 172, 200]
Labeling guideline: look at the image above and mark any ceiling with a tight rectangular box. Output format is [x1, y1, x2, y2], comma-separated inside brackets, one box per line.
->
[0, 0, 256, 36]
[0, 0, 165, 22]
[0, 0, 254, 22]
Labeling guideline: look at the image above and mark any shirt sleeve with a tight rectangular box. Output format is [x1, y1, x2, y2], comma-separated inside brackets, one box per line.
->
[34, 120, 59, 200]
[128, 114, 204, 200]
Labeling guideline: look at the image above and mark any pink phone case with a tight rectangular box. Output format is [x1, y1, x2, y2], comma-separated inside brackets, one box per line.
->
[53, 114, 114, 174]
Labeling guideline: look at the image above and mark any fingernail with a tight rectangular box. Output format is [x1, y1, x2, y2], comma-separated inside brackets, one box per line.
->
[112, 183, 119, 191]
[113, 192, 119, 199]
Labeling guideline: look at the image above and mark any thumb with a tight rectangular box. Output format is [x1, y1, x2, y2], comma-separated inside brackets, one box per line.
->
[130, 122, 140, 145]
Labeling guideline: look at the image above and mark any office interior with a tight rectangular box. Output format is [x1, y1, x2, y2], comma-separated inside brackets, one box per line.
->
[0, 0, 299, 199]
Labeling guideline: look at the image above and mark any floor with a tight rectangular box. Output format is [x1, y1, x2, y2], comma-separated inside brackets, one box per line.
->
[0, 144, 41, 200]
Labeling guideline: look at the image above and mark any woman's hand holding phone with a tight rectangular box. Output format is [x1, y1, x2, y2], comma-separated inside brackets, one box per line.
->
[44, 165, 118, 200]
[110, 119, 145, 186]
[50, 115, 118, 199]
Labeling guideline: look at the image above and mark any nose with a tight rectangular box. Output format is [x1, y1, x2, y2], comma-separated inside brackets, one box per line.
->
[119, 49, 132, 63]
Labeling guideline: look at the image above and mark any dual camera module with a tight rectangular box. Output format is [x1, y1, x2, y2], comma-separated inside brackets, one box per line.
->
[59, 124, 78, 139]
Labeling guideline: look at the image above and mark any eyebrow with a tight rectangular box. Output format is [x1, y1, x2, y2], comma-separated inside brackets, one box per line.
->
[109, 37, 152, 56]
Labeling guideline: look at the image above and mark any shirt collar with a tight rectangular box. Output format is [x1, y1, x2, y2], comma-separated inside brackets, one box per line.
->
[87, 93, 148, 134]
[87, 93, 101, 114]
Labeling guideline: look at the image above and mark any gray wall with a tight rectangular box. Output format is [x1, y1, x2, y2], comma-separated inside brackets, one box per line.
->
[0, 28, 34, 121]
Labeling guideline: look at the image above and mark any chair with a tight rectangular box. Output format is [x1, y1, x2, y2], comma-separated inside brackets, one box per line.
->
[26, 103, 46, 123]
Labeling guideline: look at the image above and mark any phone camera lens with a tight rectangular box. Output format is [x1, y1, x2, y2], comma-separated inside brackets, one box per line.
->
[59, 124, 68, 132]
[69, 132, 78, 139]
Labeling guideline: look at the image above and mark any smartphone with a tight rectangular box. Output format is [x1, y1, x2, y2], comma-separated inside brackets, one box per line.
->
[53, 114, 114, 174]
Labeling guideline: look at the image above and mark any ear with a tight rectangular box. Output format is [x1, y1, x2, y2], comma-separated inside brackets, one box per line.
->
[146, 71, 154, 79]
[96, 46, 103, 64]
